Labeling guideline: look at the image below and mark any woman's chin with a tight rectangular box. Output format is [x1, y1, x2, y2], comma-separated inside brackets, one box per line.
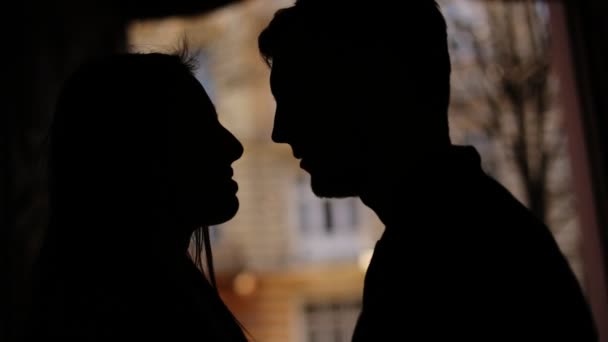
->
[204, 197, 239, 226]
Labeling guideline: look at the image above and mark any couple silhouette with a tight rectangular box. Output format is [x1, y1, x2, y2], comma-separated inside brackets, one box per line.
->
[26, 0, 597, 341]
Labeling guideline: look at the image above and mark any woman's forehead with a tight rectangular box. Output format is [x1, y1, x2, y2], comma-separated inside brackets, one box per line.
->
[169, 72, 217, 119]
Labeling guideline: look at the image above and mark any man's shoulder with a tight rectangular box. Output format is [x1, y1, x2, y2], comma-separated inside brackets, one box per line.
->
[462, 173, 542, 225]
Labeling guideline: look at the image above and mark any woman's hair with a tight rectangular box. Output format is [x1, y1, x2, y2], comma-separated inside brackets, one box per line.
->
[47, 49, 210, 259]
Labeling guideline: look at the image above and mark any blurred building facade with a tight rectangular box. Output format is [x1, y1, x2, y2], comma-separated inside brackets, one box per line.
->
[129, 0, 588, 340]
[130, 1, 383, 341]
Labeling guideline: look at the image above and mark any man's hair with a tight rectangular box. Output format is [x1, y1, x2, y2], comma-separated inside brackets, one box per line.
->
[258, 0, 452, 141]
[259, 0, 449, 66]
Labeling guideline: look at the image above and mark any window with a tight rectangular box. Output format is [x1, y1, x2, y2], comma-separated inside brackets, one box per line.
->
[294, 174, 363, 262]
[303, 301, 361, 342]
[296, 175, 360, 236]
[323, 200, 334, 233]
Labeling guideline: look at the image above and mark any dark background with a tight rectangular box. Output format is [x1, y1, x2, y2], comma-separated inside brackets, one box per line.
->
[1, 0, 606, 340]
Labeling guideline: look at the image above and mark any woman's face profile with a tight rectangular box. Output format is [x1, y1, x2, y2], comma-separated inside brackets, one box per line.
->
[169, 73, 244, 228]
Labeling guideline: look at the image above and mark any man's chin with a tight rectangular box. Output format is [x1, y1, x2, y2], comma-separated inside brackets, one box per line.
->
[310, 174, 358, 198]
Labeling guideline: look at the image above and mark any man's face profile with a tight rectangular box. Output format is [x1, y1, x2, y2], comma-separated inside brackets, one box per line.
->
[270, 54, 366, 198]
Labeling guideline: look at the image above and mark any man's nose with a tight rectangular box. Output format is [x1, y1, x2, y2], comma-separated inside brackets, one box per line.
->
[271, 107, 289, 144]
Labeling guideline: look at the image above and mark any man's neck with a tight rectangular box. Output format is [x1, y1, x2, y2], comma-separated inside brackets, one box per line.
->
[358, 145, 460, 227]
[359, 173, 431, 228]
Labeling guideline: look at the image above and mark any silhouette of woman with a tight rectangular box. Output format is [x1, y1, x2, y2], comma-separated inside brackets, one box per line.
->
[26, 52, 248, 340]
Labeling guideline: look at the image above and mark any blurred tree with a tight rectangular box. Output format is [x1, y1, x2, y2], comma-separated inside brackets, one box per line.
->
[446, 1, 574, 233]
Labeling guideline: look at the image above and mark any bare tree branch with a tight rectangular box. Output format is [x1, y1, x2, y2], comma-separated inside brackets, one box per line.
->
[447, 0, 570, 225]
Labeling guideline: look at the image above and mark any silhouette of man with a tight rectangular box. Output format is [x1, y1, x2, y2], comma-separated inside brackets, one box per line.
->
[259, 0, 598, 340]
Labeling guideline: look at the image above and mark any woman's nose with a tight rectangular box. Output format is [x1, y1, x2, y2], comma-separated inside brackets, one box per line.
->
[224, 127, 244, 162]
